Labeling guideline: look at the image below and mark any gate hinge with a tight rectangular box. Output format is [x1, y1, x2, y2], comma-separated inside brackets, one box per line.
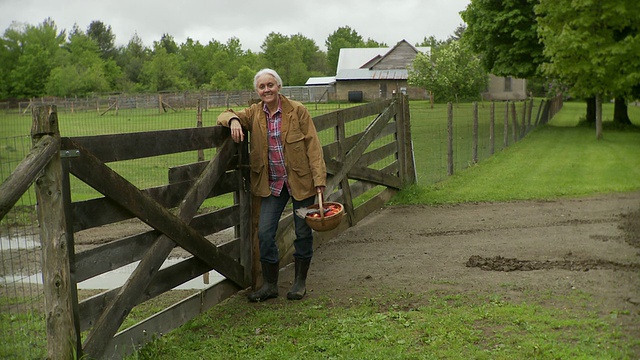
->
[60, 149, 80, 158]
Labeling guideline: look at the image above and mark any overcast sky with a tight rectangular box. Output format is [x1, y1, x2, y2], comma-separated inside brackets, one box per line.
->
[0, 0, 471, 52]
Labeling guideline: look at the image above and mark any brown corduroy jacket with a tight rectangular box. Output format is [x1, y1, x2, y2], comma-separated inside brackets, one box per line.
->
[216, 95, 326, 200]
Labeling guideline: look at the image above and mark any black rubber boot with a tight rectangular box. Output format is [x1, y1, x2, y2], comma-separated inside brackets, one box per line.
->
[248, 262, 279, 302]
[287, 258, 311, 300]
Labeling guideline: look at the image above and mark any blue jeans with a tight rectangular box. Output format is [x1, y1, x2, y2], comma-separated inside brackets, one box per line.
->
[258, 186, 315, 264]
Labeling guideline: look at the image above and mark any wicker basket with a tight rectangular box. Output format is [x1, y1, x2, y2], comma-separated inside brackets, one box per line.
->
[305, 193, 344, 232]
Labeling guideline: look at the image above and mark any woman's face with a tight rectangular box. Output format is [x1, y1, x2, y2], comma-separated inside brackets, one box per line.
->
[255, 74, 281, 106]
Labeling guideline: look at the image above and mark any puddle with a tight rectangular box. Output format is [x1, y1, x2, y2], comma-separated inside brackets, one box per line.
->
[1, 258, 225, 290]
[0, 235, 40, 250]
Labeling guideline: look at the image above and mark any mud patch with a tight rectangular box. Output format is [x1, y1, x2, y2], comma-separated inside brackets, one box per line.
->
[466, 255, 640, 272]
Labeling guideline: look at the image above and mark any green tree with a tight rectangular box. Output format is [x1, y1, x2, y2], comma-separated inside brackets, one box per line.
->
[448, 24, 467, 43]
[416, 35, 445, 50]
[408, 40, 488, 103]
[231, 65, 256, 90]
[0, 24, 24, 98]
[260, 32, 307, 85]
[86, 20, 116, 60]
[154, 34, 179, 54]
[116, 32, 149, 91]
[180, 38, 210, 88]
[143, 46, 189, 91]
[325, 26, 365, 73]
[363, 38, 387, 48]
[290, 33, 328, 75]
[536, 0, 640, 137]
[46, 25, 111, 96]
[208, 70, 230, 91]
[461, 0, 543, 79]
[6, 18, 65, 98]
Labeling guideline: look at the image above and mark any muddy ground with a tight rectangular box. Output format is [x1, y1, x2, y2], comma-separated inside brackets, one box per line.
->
[276, 191, 640, 351]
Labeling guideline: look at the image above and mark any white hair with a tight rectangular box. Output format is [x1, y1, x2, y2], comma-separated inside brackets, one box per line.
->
[253, 68, 283, 89]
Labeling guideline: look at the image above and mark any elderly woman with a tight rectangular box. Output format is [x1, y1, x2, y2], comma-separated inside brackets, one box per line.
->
[217, 68, 326, 302]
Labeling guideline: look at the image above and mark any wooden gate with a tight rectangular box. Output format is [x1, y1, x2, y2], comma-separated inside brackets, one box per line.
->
[23, 95, 415, 359]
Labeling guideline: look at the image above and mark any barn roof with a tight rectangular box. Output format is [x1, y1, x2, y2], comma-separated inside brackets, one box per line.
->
[305, 39, 430, 85]
[334, 39, 429, 81]
[335, 69, 408, 81]
[304, 76, 336, 86]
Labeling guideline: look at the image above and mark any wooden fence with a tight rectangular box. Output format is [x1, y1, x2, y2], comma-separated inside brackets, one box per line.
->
[8, 86, 335, 115]
[446, 95, 563, 176]
[0, 95, 415, 359]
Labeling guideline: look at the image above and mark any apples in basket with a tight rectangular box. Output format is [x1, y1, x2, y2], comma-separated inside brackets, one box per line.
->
[301, 193, 344, 232]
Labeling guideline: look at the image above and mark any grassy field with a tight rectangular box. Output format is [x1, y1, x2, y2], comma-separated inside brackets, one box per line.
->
[125, 100, 640, 360]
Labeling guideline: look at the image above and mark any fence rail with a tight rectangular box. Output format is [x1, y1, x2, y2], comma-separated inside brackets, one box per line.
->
[1, 86, 335, 115]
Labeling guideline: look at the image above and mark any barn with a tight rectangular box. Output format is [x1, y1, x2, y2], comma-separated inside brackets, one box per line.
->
[306, 39, 430, 102]
[306, 39, 528, 102]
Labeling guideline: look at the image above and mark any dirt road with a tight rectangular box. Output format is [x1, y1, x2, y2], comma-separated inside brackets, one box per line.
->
[277, 192, 640, 351]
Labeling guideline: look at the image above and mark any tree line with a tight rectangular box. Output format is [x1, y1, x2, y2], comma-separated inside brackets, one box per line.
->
[0, 19, 395, 100]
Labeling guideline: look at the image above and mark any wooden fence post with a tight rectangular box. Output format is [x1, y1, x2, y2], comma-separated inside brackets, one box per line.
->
[447, 102, 454, 176]
[511, 101, 518, 143]
[489, 101, 495, 156]
[336, 107, 355, 226]
[395, 94, 416, 185]
[527, 97, 534, 130]
[503, 101, 509, 148]
[32, 105, 79, 360]
[197, 98, 204, 162]
[472, 102, 478, 164]
[401, 94, 416, 184]
[237, 139, 253, 286]
[521, 100, 527, 138]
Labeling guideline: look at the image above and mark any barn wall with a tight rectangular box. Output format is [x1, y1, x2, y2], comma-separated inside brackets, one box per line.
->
[336, 80, 427, 102]
[371, 42, 420, 70]
[484, 74, 528, 101]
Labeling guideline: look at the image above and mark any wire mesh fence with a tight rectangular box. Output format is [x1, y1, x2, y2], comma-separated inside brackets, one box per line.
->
[0, 96, 559, 358]
[1, 137, 46, 359]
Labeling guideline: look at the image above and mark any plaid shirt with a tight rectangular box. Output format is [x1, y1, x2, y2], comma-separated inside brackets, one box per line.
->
[264, 101, 289, 196]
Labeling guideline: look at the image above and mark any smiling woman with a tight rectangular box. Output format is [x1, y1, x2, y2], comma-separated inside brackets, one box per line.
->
[216, 68, 327, 302]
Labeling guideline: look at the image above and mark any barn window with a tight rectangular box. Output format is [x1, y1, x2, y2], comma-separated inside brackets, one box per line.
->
[504, 77, 512, 92]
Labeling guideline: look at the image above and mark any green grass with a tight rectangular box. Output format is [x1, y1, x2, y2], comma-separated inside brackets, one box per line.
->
[129, 291, 636, 360]
[393, 101, 640, 204]
[0, 310, 47, 359]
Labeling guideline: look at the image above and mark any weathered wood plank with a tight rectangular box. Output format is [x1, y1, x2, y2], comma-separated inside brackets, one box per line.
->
[0, 134, 58, 219]
[101, 280, 240, 359]
[79, 138, 245, 358]
[63, 137, 244, 284]
[64, 126, 230, 163]
[71, 172, 237, 232]
[78, 240, 240, 332]
[399, 95, 417, 184]
[168, 157, 238, 183]
[325, 159, 401, 189]
[75, 205, 239, 282]
[322, 122, 396, 160]
[325, 99, 397, 195]
[313, 100, 393, 132]
[32, 106, 80, 360]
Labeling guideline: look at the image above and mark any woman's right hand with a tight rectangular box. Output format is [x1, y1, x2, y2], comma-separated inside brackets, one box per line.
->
[230, 119, 244, 143]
